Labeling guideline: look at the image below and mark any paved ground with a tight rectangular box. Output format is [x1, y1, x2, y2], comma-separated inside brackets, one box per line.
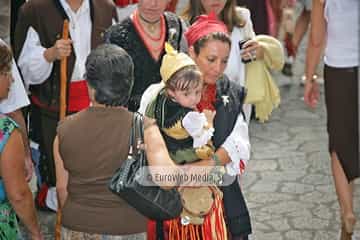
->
[21, 78, 359, 240]
[242, 81, 360, 240]
[20, 6, 360, 237]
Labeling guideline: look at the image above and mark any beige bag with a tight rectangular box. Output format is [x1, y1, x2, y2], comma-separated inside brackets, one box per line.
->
[180, 186, 223, 225]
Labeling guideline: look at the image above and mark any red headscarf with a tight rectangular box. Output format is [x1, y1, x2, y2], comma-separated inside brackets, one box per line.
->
[185, 12, 229, 47]
[115, 0, 138, 7]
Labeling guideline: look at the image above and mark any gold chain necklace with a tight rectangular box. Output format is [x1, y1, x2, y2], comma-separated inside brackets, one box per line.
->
[138, 13, 161, 34]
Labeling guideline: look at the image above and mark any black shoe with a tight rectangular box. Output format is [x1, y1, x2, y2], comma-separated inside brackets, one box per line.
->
[282, 62, 293, 76]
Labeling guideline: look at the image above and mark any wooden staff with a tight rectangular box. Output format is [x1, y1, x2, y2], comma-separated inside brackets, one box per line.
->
[59, 20, 69, 120]
[55, 19, 69, 240]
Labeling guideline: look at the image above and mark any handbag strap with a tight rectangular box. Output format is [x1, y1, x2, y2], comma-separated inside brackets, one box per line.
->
[129, 112, 145, 157]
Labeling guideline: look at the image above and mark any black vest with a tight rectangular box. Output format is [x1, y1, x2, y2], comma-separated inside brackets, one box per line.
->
[213, 75, 252, 236]
[105, 12, 185, 111]
[14, 0, 116, 111]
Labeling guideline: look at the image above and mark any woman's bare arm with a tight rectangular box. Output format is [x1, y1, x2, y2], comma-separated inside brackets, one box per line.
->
[1, 130, 42, 239]
[53, 136, 69, 209]
[53, 136, 69, 208]
[305, 0, 326, 81]
[7, 109, 34, 181]
[304, 0, 326, 108]
[144, 118, 182, 188]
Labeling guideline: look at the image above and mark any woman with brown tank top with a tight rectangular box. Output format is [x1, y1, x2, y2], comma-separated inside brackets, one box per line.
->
[53, 44, 179, 239]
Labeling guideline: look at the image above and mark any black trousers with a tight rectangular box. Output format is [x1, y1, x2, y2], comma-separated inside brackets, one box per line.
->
[221, 176, 252, 237]
[29, 105, 59, 187]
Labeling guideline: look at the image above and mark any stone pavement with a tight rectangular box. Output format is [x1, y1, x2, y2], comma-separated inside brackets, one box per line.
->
[20, 16, 359, 237]
[242, 81, 360, 240]
[20, 80, 359, 240]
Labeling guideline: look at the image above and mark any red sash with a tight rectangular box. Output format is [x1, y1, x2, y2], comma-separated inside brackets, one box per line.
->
[67, 80, 90, 112]
[30, 80, 90, 113]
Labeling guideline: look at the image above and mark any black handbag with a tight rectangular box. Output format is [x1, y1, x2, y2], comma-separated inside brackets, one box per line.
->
[108, 112, 183, 220]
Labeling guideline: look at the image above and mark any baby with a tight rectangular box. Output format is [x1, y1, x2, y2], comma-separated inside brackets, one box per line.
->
[144, 43, 215, 164]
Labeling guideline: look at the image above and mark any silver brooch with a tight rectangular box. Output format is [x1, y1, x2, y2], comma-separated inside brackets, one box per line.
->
[221, 95, 230, 106]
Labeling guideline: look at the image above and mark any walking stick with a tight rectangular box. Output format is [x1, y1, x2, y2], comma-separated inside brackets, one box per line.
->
[59, 20, 69, 120]
[55, 19, 69, 240]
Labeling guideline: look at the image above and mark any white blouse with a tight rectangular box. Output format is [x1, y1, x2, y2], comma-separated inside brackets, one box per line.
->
[324, 0, 359, 67]
[224, 7, 256, 123]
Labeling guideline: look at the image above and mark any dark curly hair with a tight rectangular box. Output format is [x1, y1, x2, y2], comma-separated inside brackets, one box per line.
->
[85, 44, 134, 107]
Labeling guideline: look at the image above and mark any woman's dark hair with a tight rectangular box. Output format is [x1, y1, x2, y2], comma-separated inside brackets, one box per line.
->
[0, 43, 12, 74]
[165, 65, 202, 91]
[193, 32, 232, 55]
[85, 44, 134, 107]
[182, 0, 246, 31]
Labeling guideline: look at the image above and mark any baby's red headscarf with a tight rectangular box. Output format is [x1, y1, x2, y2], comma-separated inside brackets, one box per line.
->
[185, 12, 229, 47]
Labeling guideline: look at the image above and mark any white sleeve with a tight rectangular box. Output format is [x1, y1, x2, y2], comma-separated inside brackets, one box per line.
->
[17, 27, 53, 88]
[241, 8, 256, 39]
[0, 59, 30, 113]
[222, 113, 251, 176]
[182, 112, 214, 148]
[138, 82, 165, 114]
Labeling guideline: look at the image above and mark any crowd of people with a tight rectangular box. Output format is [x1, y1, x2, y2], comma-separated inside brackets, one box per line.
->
[0, 0, 358, 239]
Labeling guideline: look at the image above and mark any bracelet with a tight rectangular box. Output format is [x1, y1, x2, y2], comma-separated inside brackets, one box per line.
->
[212, 154, 222, 166]
[302, 74, 318, 83]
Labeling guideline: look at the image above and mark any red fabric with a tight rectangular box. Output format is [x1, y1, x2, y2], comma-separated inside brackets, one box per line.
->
[284, 32, 296, 57]
[31, 95, 58, 112]
[147, 221, 156, 240]
[197, 84, 217, 112]
[185, 12, 228, 47]
[147, 194, 226, 239]
[68, 80, 90, 112]
[115, 0, 138, 7]
[239, 160, 246, 174]
[30, 80, 90, 113]
[36, 183, 48, 209]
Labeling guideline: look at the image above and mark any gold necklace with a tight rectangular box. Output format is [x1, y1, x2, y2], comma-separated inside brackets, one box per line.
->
[138, 13, 161, 34]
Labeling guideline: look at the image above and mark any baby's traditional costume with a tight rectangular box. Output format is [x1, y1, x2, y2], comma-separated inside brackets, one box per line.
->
[145, 43, 215, 164]
[145, 43, 227, 240]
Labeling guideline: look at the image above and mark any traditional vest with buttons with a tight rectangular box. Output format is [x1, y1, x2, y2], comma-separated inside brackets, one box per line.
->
[14, 0, 117, 112]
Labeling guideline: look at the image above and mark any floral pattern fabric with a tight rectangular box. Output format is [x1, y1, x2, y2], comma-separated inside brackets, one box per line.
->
[0, 114, 18, 152]
[0, 114, 21, 239]
[0, 201, 21, 239]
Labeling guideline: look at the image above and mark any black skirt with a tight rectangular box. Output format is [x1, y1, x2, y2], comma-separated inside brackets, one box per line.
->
[324, 64, 359, 182]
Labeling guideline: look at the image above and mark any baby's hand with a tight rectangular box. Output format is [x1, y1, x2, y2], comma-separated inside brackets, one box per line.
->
[203, 110, 216, 127]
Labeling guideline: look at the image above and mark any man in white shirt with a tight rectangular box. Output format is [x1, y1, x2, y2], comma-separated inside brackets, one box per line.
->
[14, 0, 116, 210]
